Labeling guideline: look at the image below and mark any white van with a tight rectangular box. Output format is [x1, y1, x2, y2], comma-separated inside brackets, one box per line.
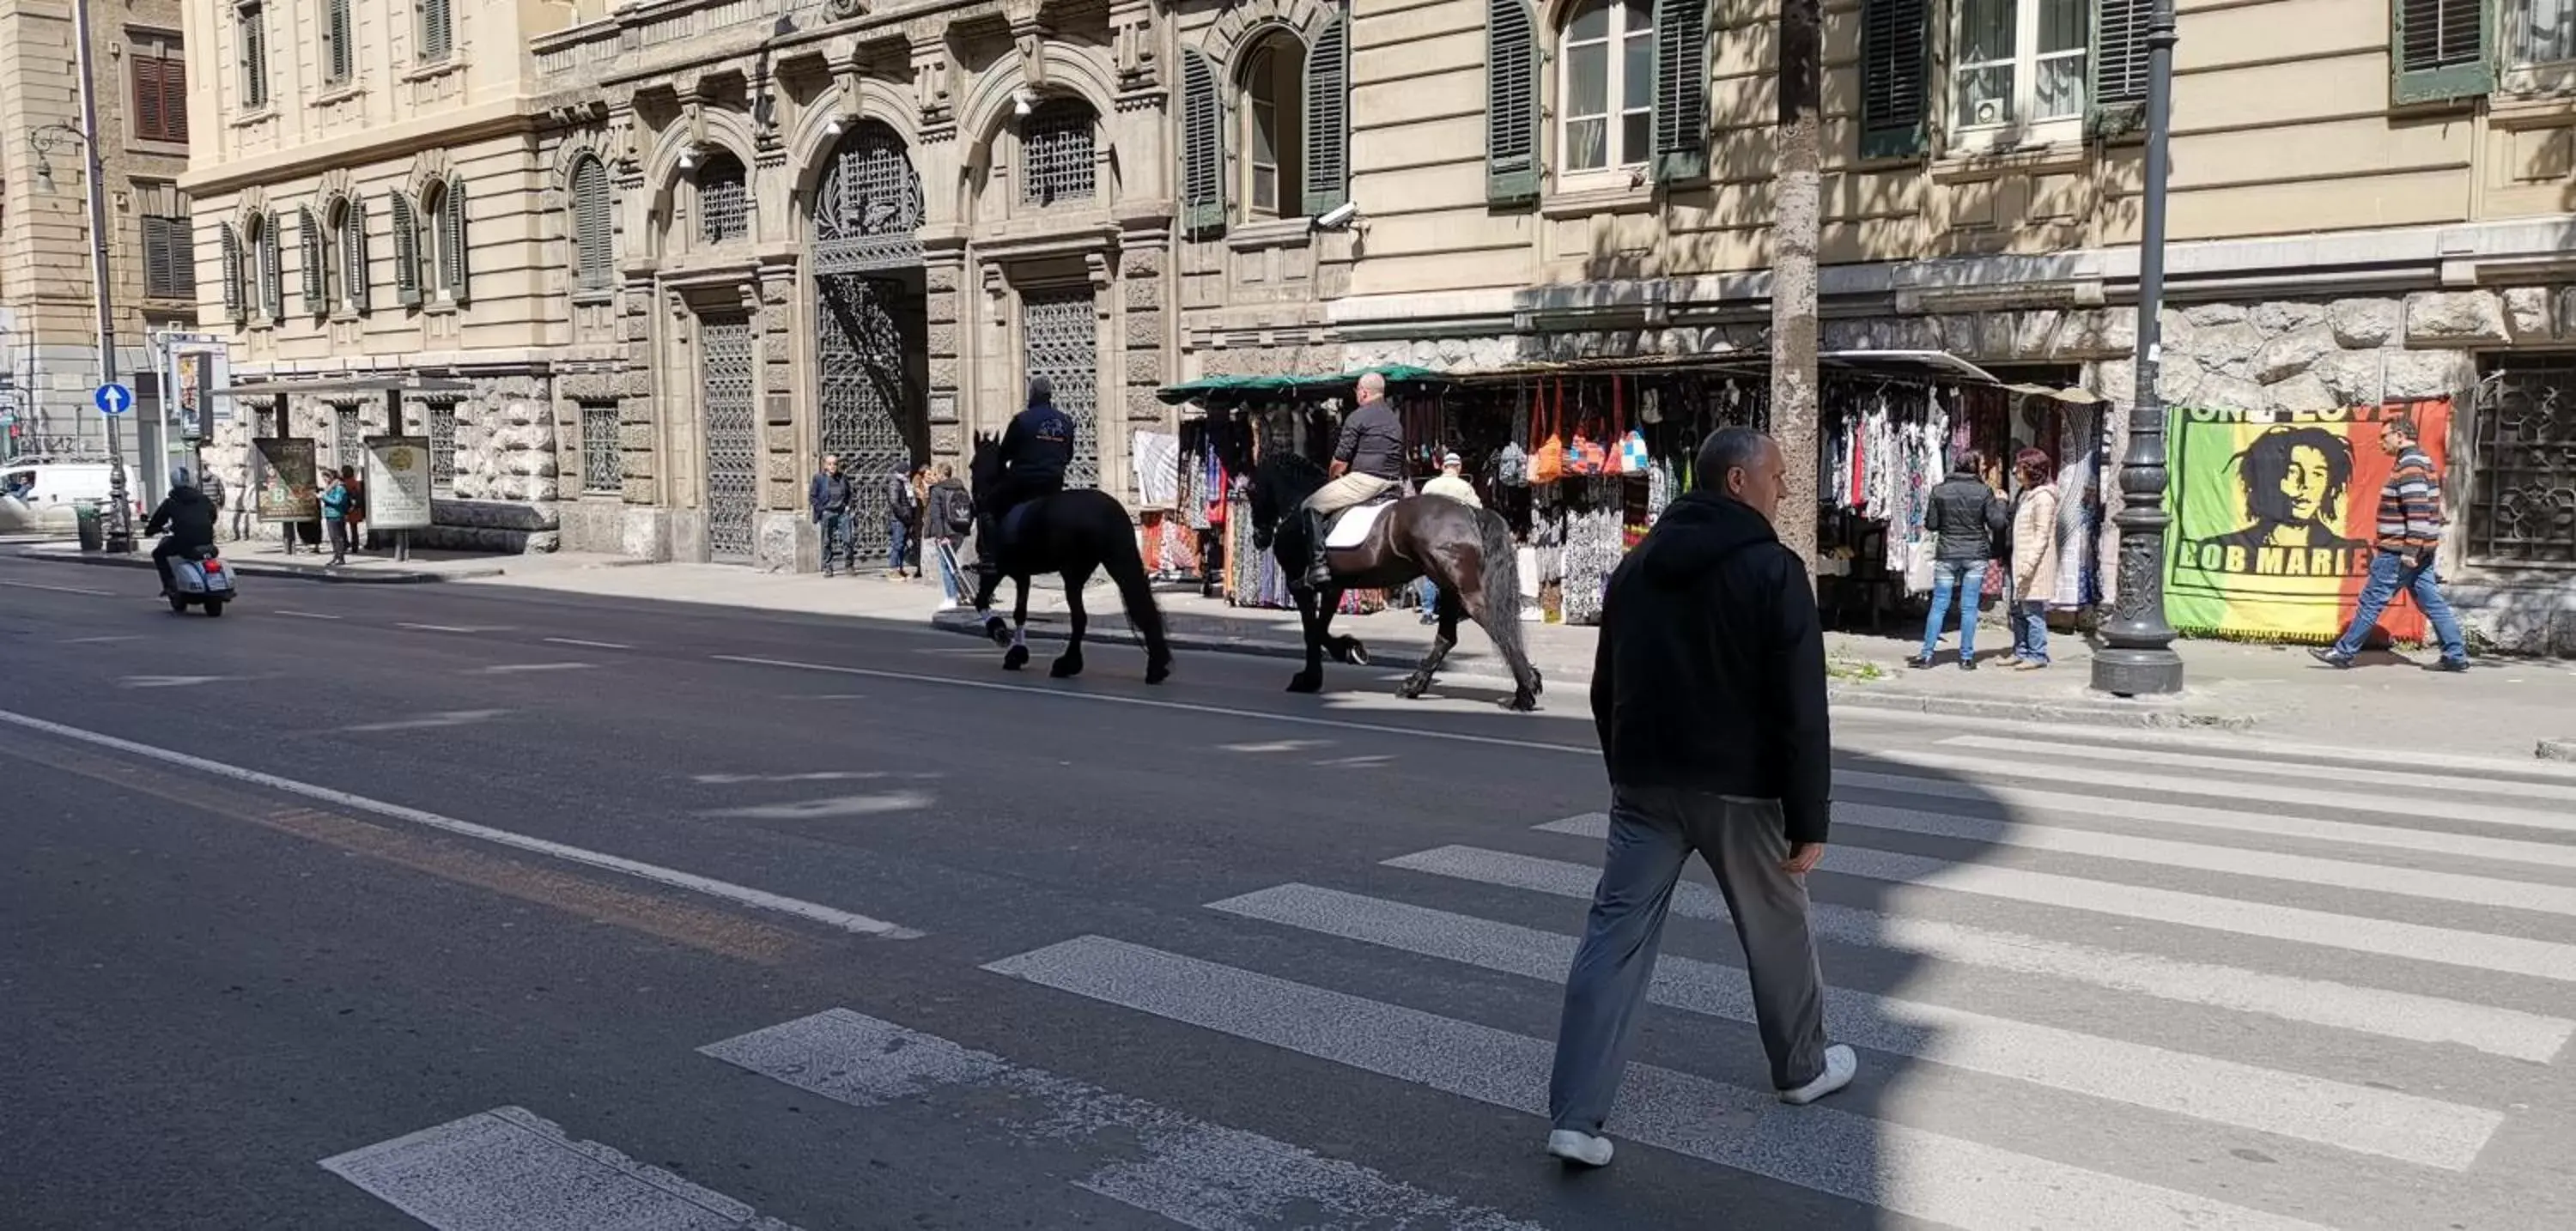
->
[0, 460, 146, 532]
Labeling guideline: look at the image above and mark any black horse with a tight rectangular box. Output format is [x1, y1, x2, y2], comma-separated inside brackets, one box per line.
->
[965, 433, 1173, 684]
[1247, 452, 1541, 711]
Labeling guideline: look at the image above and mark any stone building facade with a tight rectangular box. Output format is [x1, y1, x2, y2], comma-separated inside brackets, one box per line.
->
[2, 0, 197, 462]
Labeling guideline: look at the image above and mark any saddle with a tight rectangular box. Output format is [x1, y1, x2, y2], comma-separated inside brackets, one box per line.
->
[1321, 493, 1400, 551]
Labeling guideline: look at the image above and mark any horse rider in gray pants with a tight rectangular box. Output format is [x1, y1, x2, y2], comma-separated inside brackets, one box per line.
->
[1546, 427, 1857, 1168]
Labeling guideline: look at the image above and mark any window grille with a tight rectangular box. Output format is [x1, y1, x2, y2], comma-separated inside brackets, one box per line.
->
[2470, 358, 2576, 566]
[428, 402, 458, 494]
[697, 153, 748, 245]
[581, 403, 622, 494]
[1020, 100, 1097, 206]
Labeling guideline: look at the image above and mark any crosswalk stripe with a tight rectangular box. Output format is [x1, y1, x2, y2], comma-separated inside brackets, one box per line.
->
[1935, 733, 2576, 803]
[1382, 845, 2573, 1061]
[1854, 749, 2576, 835]
[1801, 804, 2576, 915]
[1209, 883, 2501, 1168]
[1536, 815, 2576, 982]
[319, 1106, 801, 1230]
[700, 1009, 1549, 1231]
[1839, 771, 2576, 872]
[984, 935, 2342, 1231]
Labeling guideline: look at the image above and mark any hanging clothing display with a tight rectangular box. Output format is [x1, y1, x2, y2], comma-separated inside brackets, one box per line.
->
[1132, 430, 1181, 506]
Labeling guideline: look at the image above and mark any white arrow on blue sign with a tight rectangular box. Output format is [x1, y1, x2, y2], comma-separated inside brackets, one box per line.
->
[94, 383, 135, 416]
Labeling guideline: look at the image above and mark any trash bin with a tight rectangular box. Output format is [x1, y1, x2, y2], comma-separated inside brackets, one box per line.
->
[74, 500, 103, 552]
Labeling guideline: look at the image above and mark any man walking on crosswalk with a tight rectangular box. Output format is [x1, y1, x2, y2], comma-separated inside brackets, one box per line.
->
[1547, 427, 1856, 1168]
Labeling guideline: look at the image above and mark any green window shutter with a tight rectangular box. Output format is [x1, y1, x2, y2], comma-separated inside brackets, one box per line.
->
[422, 0, 454, 62]
[1858, 0, 1929, 159]
[346, 197, 372, 313]
[1485, 0, 1540, 205]
[1180, 48, 1225, 238]
[221, 223, 244, 322]
[1302, 14, 1352, 216]
[261, 212, 284, 323]
[2087, 0, 2152, 138]
[325, 0, 351, 83]
[442, 175, 470, 306]
[574, 157, 611, 291]
[299, 206, 324, 313]
[141, 216, 171, 299]
[1651, 0, 1710, 183]
[391, 191, 422, 306]
[168, 215, 198, 299]
[240, 6, 267, 110]
[2393, 0, 2492, 105]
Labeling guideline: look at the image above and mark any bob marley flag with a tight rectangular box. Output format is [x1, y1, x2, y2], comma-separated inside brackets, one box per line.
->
[2164, 399, 2452, 644]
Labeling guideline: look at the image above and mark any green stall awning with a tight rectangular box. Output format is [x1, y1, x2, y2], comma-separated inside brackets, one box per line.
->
[1157, 364, 1453, 406]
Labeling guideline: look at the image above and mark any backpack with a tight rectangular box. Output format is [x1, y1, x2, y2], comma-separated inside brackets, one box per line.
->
[941, 487, 975, 537]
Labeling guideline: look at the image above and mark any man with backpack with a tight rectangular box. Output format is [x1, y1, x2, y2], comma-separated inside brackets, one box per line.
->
[926, 463, 975, 609]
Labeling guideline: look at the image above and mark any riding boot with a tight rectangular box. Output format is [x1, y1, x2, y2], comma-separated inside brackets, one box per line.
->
[1301, 508, 1335, 591]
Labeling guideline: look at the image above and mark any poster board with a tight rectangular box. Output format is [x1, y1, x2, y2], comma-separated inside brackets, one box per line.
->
[362, 435, 434, 531]
[253, 437, 319, 522]
[2163, 399, 2454, 644]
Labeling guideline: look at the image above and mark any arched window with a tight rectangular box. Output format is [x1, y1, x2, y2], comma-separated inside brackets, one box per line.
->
[1020, 99, 1097, 206]
[422, 175, 469, 306]
[220, 222, 246, 324]
[569, 155, 612, 291]
[1238, 31, 1304, 218]
[1558, 0, 1654, 178]
[696, 150, 747, 246]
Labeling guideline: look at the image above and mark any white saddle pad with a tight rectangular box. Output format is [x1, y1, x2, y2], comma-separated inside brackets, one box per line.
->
[1323, 500, 1394, 549]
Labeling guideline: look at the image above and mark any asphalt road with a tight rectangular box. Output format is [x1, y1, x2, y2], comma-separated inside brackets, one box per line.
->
[4, 552, 2573, 1231]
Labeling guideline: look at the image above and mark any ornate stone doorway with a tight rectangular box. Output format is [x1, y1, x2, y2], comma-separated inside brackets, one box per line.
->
[811, 122, 928, 565]
[1019, 286, 1099, 490]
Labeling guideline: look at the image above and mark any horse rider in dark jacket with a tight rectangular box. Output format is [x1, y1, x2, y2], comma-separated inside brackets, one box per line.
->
[145, 467, 218, 595]
[980, 377, 1078, 559]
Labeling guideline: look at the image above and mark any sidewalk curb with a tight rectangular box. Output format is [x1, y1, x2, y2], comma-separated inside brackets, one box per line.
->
[927, 612, 2263, 731]
[20, 547, 479, 584]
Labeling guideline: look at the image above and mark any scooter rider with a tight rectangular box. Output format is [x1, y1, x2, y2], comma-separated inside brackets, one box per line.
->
[145, 467, 218, 595]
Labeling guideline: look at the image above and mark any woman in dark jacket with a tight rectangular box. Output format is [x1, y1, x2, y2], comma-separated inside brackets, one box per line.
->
[1914, 451, 2004, 670]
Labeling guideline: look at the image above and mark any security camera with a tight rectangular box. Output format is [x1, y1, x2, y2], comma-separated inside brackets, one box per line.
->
[1012, 88, 1037, 118]
[1313, 201, 1359, 230]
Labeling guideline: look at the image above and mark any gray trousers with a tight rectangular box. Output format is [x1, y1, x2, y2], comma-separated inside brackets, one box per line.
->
[1549, 786, 1829, 1133]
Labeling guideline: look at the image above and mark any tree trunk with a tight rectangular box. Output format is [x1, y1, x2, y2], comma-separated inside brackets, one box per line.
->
[1771, 0, 1824, 582]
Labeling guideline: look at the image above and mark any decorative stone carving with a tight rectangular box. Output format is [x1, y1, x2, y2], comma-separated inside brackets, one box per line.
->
[2328, 298, 2398, 348]
[2403, 290, 2509, 347]
[2251, 324, 2337, 384]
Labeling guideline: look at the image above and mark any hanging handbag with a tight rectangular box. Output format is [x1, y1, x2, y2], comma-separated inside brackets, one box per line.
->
[1610, 377, 1649, 476]
[1528, 379, 1566, 485]
[1496, 382, 1529, 488]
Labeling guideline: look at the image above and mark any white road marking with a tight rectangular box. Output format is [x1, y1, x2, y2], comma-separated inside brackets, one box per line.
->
[320, 1106, 803, 1230]
[1838, 770, 2576, 871]
[118, 675, 231, 688]
[1837, 707, 2576, 783]
[706, 791, 934, 820]
[1382, 845, 2572, 1061]
[473, 662, 595, 674]
[690, 771, 898, 785]
[702, 1009, 1549, 1231]
[398, 622, 505, 634]
[343, 710, 512, 733]
[544, 636, 630, 650]
[1861, 749, 2576, 834]
[275, 609, 343, 621]
[63, 634, 141, 644]
[0, 709, 921, 940]
[1534, 814, 2576, 982]
[984, 936, 2341, 1231]
[1211, 883, 2501, 1169]
[1, 579, 112, 596]
[1935, 733, 2576, 803]
[710, 654, 1595, 755]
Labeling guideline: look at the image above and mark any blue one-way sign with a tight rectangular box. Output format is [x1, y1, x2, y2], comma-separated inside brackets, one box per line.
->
[94, 382, 134, 416]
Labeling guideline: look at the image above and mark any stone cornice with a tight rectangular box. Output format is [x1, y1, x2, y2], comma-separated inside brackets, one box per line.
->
[179, 103, 546, 197]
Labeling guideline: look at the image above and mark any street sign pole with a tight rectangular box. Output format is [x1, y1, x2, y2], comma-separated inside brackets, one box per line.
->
[70, 0, 133, 552]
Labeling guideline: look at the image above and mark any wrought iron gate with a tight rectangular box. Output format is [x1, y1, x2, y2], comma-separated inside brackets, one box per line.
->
[700, 315, 759, 563]
[1020, 287, 1099, 489]
[813, 123, 926, 566]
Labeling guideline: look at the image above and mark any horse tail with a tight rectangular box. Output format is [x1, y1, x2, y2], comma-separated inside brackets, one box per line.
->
[1476, 507, 1526, 661]
[1102, 512, 1171, 664]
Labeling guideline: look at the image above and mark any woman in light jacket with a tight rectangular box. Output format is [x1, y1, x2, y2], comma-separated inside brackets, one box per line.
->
[2007, 448, 2061, 670]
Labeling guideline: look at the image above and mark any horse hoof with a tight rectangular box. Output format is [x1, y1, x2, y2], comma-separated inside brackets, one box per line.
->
[1003, 646, 1030, 671]
[1049, 657, 1083, 679]
[985, 618, 1013, 647]
[1394, 678, 1429, 700]
[1145, 658, 1173, 686]
[1285, 673, 1322, 694]
[1335, 638, 1370, 667]
[1530, 669, 1546, 697]
[1506, 691, 1539, 713]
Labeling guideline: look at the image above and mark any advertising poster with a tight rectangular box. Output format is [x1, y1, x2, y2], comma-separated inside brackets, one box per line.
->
[2163, 399, 2453, 644]
[167, 339, 232, 438]
[253, 437, 319, 522]
[363, 435, 434, 531]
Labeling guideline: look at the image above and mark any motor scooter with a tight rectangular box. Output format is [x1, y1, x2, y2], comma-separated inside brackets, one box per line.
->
[164, 543, 236, 617]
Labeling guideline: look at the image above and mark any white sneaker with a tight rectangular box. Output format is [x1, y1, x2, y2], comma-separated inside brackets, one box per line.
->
[1778, 1044, 1858, 1106]
[1546, 1129, 1613, 1167]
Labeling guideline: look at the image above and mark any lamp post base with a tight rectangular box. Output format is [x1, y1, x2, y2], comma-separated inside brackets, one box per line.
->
[2091, 646, 2184, 698]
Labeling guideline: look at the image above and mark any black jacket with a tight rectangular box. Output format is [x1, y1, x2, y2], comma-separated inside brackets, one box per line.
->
[145, 487, 217, 549]
[1589, 491, 1832, 842]
[1924, 470, 2002, 563]
[999, 403, 1078, 482]
[1333, 397, 1406, 482]
[927, 478, 974, 539]
[809, 471, 854, 520]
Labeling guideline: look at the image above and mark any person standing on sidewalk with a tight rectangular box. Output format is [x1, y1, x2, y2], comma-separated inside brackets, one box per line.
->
[319, 467, 354, 567]
[926, 462, 975, 610]
[884, 462, 921, 579]
[809, 455, 855, 578]
[2006, 448, 2061, 670]
[1415, 452, 1480, 622]
[2312, 414, 2470, 671]
[1546, 427, 1855, 1171]
[1913, 451, 2003, 670]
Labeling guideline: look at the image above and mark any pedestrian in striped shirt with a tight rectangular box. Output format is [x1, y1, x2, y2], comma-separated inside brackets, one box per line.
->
[2312, 414, 2470, 670]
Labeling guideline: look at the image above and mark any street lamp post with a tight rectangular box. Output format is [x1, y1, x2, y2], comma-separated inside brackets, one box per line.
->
[28, 0, 137, 552]
[2092, 0, 2185, 697]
